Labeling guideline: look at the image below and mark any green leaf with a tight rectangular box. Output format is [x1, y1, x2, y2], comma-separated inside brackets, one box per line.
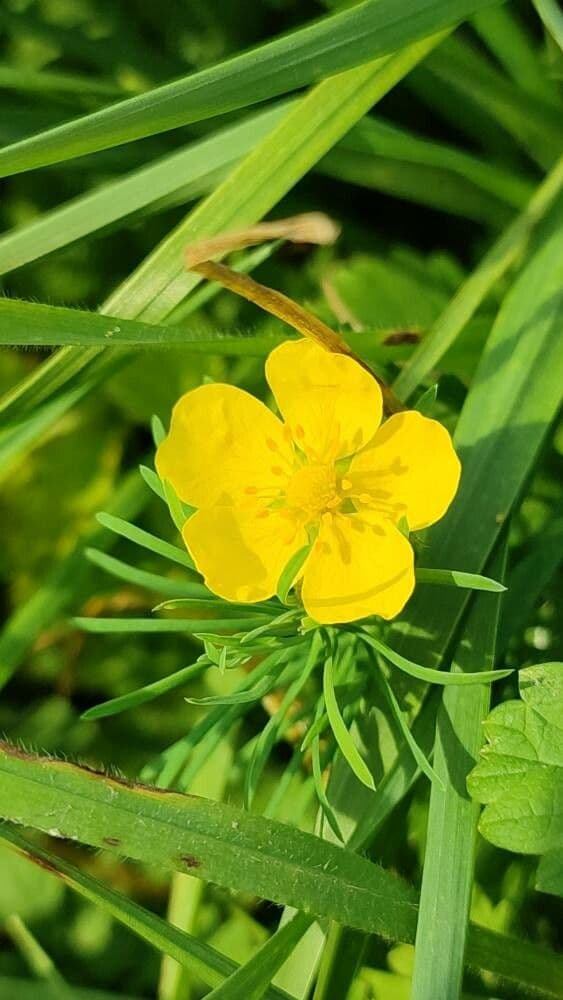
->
[0, 0, 498, 177]
[85, 548, 207, 598]
[0, 826, 288, 1000]
[81, 659, 210, 721]
[533, 0, 563, 53]
[415, 567, 506, 591]
[0, 105, 288, 277]
[536, 849, 563, 899]
[323, 643, 375, 791]
[95, 512, 194, 570]
[185, 675, 275, 707]
[276, 545, 311, 604]
[373, 663, 441, 787]
[468, 663, 563, 864]
[0, 742, 561, 994]
[74, 615, 271, 634]
[358, 632, 512, 686]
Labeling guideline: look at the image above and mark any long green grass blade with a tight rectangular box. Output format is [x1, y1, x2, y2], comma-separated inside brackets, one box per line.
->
[0, 743, 561, 994]
[0, 33, 445, 440]
[411, 541, 506, 1000]
[393, 154, 563, 402]
[0, 0, 498, 177]
[0, 105, 288, 277]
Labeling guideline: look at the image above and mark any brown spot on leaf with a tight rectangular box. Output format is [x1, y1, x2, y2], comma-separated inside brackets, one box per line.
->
[102, 837, 121, 847]
[179, 855, 201, 870]
[383, 331, 421, 346]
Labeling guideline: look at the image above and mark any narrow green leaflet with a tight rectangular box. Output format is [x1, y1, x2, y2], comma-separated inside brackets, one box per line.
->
[323, 648, 375, 791]
[0, 743, 562, 994]
[85, 549, 207, 598]
[415, 567, 505, 591]
[0, 0, 499, 177]
[358, 632, 512, 686]
[81, 660, 210, 721]
[95, 512, 194, 569]
[185, 676, 275, 707]
[468, 663, 563, 893]
[74, 615, 270, 634]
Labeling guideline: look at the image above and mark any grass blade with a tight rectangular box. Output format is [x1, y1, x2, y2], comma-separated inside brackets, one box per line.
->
[205, 913, 312, 1000]
[411, 540, 506, 999]
[0, 32, 446, 443]
[392, 154, 563, 402]
[0, 0, 498, 177]
[0, 743, 561, 994]
[533, 0, 563, 52]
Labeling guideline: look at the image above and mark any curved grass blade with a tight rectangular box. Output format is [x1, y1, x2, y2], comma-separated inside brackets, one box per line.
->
[0, 0, 497, 177]
[81, 659, 210, 721]
[415, 567, 506, 591]
[359, 632, 512, 686]
[323, 645, 375, 791]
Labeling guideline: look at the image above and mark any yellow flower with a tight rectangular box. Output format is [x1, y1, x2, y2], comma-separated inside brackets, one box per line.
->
[156, 340, 460, 624]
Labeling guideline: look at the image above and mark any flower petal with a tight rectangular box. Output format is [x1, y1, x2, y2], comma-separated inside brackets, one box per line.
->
[156, 384, 294, 508]
[302, 512, 414, 624]
[349, 411, 461, 531]
[183, 506, 307, 603]
[265, 340, 382, 462]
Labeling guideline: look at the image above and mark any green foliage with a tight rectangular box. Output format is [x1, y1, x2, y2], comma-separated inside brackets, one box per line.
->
[1, 1, 562, 997]
[468, 663, 563, 895]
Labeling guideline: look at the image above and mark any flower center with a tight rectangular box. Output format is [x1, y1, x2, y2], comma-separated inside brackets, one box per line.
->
[286, 463, 341, 517]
